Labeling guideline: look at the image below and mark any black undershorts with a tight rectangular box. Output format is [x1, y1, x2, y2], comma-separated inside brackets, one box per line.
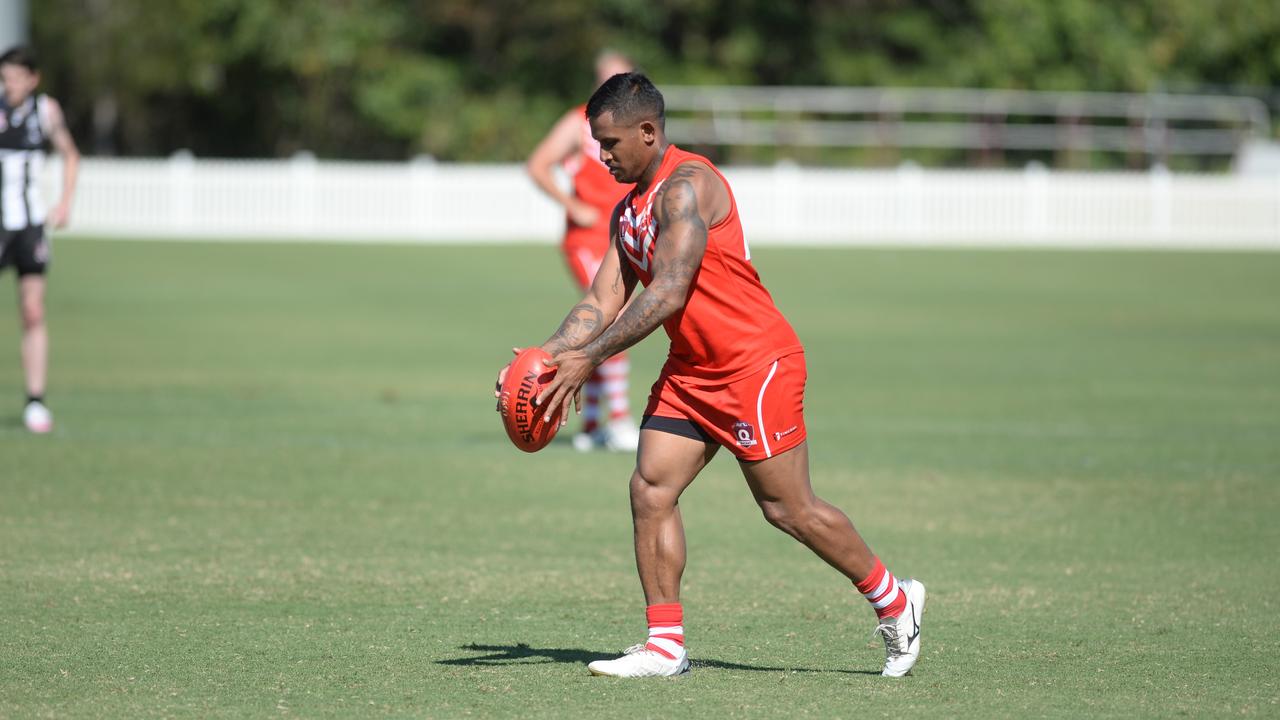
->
[640, 414, 715, 443]
[0, 225, 50, 276]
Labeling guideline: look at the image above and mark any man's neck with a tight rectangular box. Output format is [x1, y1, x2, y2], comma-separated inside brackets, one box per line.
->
[635, 143, 671, 195]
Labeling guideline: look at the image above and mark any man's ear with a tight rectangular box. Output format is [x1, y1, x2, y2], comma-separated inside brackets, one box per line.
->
[640, 120, 658, 145]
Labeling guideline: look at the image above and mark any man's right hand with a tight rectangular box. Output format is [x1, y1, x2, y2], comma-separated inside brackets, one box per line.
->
[493, 347, 522, 411]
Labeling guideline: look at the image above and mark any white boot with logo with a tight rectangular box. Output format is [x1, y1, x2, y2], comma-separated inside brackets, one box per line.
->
[587, 644, 690, 678]
[871, 578, 926, 677]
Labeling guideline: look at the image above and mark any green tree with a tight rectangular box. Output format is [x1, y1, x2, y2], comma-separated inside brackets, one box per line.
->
[29, 0, 1280, 160]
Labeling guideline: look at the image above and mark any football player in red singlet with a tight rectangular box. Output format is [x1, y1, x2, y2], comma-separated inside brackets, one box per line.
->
[497, 73, 927, 678]
[525, 51, 640, 452]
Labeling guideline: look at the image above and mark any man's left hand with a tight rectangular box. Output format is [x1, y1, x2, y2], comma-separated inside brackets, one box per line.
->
[48, 201, 71, 229]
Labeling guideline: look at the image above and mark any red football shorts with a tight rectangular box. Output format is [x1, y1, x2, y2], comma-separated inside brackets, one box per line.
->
[562, 227, 610, 290]
[642, 352, 807, 461]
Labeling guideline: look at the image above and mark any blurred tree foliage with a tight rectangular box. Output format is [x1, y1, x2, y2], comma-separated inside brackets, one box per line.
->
[28, 0, 1280, 160]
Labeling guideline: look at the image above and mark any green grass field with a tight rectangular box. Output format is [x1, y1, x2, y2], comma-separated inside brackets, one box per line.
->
[2, 239, 1278, 718]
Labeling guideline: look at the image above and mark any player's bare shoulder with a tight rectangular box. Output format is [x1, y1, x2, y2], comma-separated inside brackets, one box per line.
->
[656, 160, 728, 226]
[36, 95, 77, 151]
[658, 160, 715, 198]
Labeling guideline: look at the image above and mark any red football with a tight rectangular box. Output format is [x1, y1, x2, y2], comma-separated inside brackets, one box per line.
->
[498, 347, 562, 452]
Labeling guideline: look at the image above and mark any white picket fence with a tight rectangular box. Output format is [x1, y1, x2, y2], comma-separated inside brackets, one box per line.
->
[46, 155, 1280, 249]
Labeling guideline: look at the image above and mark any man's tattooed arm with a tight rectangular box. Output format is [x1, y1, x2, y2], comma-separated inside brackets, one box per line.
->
[607, 202, 640, 301]
[581, 165, 709, 364]
[543, 303, 606, 356]
[540, 207, 636, 356]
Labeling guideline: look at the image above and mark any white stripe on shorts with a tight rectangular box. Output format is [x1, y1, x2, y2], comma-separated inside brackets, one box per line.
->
[755, 360, 780, 458]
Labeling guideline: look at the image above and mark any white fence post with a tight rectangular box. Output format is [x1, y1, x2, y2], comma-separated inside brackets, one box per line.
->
[1275, 170, 1280, 243]
[896, 162, 924, 242]
[771, 160, 801, 242]
[289, 152, 318, 237]
[169, 150, 195, 233]
[1150, 164, 1172, 243]
[1024, 162, 1049, 244]
[408, 155, 436, 237]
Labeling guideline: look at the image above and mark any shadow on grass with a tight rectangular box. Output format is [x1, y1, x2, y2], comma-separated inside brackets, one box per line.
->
[437, 643, 879, 675]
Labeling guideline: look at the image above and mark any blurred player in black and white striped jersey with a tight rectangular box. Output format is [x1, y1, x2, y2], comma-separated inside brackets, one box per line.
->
[0, 46, 80, 433]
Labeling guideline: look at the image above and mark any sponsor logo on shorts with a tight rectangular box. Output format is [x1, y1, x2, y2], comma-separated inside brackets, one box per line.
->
[732, 420, 757, 448]
[773, 425, 799, 442]
[34, 235, 50, 264]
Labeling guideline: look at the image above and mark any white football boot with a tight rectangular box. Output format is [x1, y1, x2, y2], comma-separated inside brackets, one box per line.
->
[871, 578, 926, 677]
[602, 418, 640, 452]
[571, 431, 597, 452]
[573, 418, 641, 453]
[587, 644, 690, 678]
[23, 401, 53, 434]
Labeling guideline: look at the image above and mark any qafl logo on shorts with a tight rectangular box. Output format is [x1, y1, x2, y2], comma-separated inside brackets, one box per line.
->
[732, 420, 757, 448]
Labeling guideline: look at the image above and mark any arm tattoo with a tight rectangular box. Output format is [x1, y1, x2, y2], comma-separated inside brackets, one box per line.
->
[610, 259, 623, 296]
[544, 302, 605, 355]
[610, 251, 638, 298]
[583, 168, 708, 363]
[657, 175, 705, 230]
[665, 164, 700, 186]
[585, 283, 675, 362]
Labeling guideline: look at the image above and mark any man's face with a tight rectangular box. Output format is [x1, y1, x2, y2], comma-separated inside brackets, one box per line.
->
[1, 64, 39, 106]
[590, 111, 655, 185]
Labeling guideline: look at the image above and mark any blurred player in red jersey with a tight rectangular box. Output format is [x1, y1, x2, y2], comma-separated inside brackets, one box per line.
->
[497, 74, 926, 678]
[525, 51, 640, 452]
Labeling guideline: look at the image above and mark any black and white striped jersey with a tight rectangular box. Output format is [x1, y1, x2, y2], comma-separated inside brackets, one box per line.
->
[0, 94, 51, 231]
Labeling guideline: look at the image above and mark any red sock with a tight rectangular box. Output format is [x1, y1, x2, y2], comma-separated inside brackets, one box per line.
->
[599, 355, 630, 421]
[644, 603, 685, 659]
[854, 558, 908, 619]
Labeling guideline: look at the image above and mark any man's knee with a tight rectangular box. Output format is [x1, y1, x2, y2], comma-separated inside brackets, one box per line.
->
[20, 297, 44, 330]
[630, 466, 677, 517]
[758, 499, 822, 541]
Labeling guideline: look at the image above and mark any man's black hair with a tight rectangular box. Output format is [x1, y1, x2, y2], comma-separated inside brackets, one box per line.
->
[0, 46, 38, 71]
[586, 72, 664, 128]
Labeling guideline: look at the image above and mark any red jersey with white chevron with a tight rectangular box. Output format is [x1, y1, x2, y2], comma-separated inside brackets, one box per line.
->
[616, 145, 803, 384]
